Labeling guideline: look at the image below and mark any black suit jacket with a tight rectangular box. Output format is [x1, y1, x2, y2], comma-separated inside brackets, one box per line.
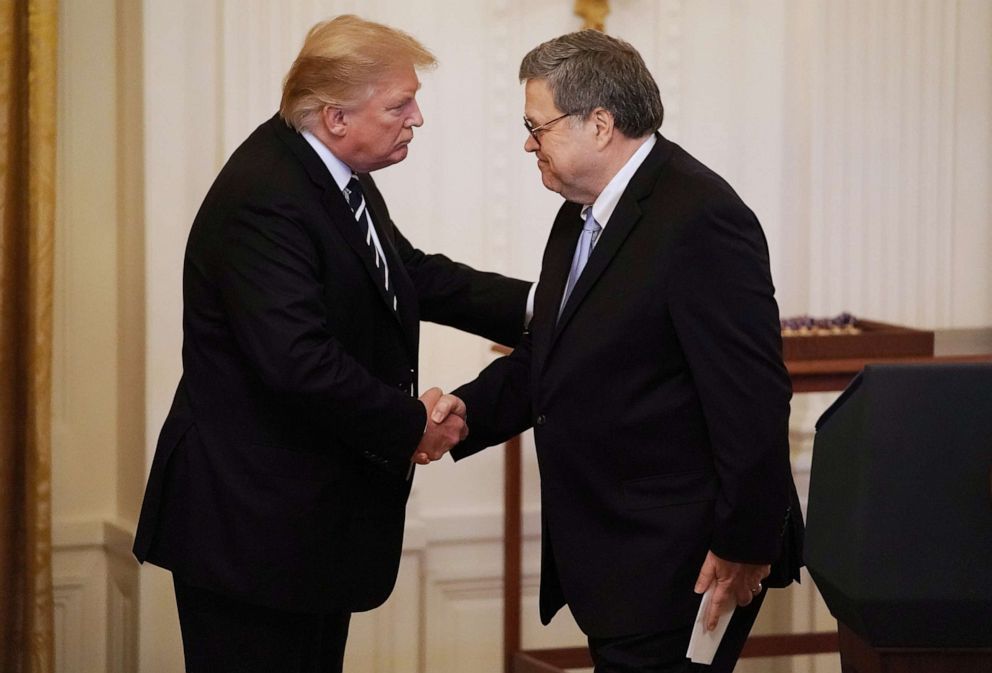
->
[133, 114, 530, 614]
[453, 135, 804, 637]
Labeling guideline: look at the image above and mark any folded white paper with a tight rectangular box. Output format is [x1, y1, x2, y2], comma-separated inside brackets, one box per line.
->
[686, 585, 735, 665]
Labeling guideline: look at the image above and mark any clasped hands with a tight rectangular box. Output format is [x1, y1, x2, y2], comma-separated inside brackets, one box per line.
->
[411, 387, 467, 465]
[693, 550, 771, 631]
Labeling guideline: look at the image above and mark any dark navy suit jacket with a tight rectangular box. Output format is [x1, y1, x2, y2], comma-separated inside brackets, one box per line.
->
[133, 114, 530, 613]
[453, 134, 804, 637]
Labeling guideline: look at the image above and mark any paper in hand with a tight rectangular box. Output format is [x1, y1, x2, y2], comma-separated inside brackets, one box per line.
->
[685, 584, 735, 665]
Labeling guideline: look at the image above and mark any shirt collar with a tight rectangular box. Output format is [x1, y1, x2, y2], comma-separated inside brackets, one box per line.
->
[581, 134, 657, 228]
[301, 129, 353, 191]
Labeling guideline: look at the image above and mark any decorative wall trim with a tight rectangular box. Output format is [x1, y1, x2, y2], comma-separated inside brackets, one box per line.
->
[419, 507, 542, 544]
[107, 559, 139, 673]
[433, 575, 505, 603]
[53, 518, 138, 673]
[53, 577, 87, 673]
[805, 0, 967, 326]
[657, 0, 683, 139]
[485, 0, 514, 275]
[53, 518, 136, 554]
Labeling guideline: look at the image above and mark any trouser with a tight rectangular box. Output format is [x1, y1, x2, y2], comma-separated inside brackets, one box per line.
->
[173, 574, 351, 673]
[587, 589, 767, 673]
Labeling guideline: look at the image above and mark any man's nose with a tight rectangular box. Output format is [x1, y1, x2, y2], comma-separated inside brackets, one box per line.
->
[524, 133, 539, 153]
[408, 100, 424, 127]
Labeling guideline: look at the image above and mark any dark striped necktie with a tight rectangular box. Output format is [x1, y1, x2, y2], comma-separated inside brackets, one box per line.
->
[345, 176, 397, 313]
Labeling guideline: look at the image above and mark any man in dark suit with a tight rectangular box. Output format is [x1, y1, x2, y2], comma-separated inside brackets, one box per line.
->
[132, 15, 531, 673]
[433, 30, 804, 672]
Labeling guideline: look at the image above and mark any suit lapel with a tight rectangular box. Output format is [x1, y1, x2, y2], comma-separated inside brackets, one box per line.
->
[545, 209, 584, 320]
[544, 134, 674, 354]
[533, 206, 582, 376]
[358, 175, 419, 353]
[551, 196, 642, 343]
[271, 116, 408, 331]
[322, 189, 407, 330]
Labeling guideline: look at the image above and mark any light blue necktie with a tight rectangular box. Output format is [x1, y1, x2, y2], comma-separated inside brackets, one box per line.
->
[559, 210, 602, 317]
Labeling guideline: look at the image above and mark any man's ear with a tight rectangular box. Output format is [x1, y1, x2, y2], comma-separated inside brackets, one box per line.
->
[591, 108, 614, 147]
[322, 106, 348, 138]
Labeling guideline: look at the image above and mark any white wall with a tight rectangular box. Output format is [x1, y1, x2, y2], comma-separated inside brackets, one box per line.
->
[53, 0, 141, 670]
[52, 1, 991, 672]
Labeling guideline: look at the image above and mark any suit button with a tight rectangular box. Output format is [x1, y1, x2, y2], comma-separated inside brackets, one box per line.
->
[535, 414, 547, 426]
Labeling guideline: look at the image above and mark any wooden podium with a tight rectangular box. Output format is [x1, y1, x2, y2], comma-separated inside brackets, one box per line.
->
[495, 327, 992, 673]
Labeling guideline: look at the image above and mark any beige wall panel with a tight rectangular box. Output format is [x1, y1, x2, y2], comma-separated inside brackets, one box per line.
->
[54, 0, 120, 523]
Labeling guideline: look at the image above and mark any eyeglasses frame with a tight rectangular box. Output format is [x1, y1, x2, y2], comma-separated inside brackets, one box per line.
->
[523, 112, 578, 145]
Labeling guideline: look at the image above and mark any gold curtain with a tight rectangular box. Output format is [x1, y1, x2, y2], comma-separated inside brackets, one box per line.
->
[0, 0, 57, 671]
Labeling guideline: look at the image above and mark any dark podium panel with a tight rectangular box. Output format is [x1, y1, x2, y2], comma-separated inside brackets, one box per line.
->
[806, 363, 992, 653]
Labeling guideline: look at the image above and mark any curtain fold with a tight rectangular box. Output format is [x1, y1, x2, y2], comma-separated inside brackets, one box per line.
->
[0, 0, 57, 671]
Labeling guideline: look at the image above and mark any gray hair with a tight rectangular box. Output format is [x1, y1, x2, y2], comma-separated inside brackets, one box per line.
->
[519, 30, 663, 138]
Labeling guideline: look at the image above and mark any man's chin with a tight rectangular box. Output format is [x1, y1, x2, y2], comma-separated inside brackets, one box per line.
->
[389, 145, 410, 164]
[364, 147, 410, 172]
[539, 172, 562, 196]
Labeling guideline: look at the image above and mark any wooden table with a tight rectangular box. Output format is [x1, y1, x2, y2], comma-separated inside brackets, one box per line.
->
[497, 328, 992, 673]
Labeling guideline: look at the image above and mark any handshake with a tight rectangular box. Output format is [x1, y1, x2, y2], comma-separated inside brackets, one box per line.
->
[411, 387, 466, 465]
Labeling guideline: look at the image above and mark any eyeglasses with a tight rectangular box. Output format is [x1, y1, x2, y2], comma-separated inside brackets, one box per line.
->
[523, 112, 576, 145]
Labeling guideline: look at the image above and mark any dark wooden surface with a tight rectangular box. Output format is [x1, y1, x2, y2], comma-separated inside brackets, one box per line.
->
[496, 328, 992, 673]
[512, 632, 842, 673]
[787, 353, 992, 393]
[514, 648, 592, 672]
[782, 319, 934, 362]
[503, 433, 522, 673]
[837, 622, 992, 673]
[742, 632, 840, 658]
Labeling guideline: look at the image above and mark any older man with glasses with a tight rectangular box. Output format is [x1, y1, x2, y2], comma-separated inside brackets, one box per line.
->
[440, 29, 805, 673]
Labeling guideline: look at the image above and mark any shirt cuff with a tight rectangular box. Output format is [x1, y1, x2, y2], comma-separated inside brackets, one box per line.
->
[525, 283, 537, 327]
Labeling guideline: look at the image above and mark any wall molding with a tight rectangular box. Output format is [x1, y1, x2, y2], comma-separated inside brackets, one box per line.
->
[657, 0, 684, 139]
[53, 517, 139, 673]
[484, 0, 514, 276]
[53, 518, 136, 555]
[803, 0, 974, 326]
[53, 575, 88, 673]
[54, 468, 815, 673]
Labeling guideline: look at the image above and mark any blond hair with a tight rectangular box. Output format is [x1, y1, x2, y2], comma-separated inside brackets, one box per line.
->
[280, 15, 436, 132]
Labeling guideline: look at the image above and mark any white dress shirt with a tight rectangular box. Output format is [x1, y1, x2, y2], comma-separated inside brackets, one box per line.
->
[581, 134, 657, 231]
[302, 130, 391, 279]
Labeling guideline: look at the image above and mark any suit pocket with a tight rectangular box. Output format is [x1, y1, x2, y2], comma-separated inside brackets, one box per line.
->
[622, 469, 718, 511]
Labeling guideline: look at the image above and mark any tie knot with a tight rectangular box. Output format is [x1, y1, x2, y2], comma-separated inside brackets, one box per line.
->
[345, 176, 365, 212]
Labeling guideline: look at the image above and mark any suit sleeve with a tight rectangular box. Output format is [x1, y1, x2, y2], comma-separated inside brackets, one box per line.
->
[359, 177, 532, 347]
[449, 330, 535, 460]
[667, 195, 794, 564]
[213, 199, 426, 475]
